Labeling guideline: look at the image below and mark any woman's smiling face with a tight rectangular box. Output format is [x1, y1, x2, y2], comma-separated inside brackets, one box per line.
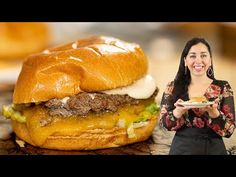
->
[185, 43, 212, 77]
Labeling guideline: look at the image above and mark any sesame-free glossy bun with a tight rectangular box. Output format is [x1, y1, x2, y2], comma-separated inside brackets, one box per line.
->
[11, 116, 157, 150]
[189, 96, 208, 103]
[13, 36, 148, 104]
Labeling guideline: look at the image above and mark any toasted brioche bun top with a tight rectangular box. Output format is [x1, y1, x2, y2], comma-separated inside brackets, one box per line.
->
[13, 36, 148, 104]
[0, 22, 49, 60]
[189, 96, 208, 102]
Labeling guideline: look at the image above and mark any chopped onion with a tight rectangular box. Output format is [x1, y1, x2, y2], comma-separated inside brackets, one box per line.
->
[133, 121, 149, 128]
[116, 119, 126, 128]
[127, 123, 135, 138]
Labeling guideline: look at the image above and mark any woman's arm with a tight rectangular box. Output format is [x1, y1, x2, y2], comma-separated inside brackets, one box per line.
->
[159, 82, 186, 131]
[207, 81, 235, 138]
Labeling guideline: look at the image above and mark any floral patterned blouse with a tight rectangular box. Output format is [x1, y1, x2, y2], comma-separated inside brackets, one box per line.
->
[160, 79, 235, 138]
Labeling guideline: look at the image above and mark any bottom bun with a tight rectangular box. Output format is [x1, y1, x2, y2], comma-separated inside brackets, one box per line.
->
[12, 117, 157, 150]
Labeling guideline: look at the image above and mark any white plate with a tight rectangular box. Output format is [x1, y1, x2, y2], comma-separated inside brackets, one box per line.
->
[178, 101, 214, 108]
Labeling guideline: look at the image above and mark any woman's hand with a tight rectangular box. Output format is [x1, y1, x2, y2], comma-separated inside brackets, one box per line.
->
[201, 98, 220, 118]
[173, 99, 189, 119]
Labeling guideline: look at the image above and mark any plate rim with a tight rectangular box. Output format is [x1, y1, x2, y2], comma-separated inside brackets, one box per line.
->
[178, 101, 214, 107]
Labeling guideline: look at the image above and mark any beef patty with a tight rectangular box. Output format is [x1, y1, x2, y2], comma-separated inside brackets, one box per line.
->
[44, 89, 158, 117]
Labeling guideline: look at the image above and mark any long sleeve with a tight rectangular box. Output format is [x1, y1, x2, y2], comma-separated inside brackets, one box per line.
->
[159, 82, 185, 131]
[207, 81, 235, 138]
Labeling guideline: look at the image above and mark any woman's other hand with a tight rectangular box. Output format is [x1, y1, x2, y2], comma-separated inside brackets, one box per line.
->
[173, 99, 189, 119]
[201, 98, 220, 118]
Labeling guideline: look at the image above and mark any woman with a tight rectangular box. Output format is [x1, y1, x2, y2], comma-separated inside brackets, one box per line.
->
[160, 37, 235, 155]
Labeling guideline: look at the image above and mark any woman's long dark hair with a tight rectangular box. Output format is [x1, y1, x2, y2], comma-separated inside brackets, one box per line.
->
[172, 37, 215, 103]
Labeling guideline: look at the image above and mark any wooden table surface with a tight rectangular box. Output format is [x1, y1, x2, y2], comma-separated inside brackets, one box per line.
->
[1, 86, 236, 155]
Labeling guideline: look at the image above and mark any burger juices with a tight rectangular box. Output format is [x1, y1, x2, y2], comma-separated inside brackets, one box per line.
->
[2, 36, 159, 150]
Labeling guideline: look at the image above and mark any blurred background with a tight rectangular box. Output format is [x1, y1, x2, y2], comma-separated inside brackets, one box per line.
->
[0, 22, 236, 153]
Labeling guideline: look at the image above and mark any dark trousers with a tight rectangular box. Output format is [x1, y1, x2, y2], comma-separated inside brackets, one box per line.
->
[169, 128, 228, 155]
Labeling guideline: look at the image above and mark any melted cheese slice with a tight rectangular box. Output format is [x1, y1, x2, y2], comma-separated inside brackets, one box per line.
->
[22, 98, 155, 146]
[101, 74, 157, 99]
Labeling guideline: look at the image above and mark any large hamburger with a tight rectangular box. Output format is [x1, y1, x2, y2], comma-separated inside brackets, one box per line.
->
[3, 36, 159, 150]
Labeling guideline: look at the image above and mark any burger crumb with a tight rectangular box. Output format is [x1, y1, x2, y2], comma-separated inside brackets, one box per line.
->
[16, 139, 25, 147]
